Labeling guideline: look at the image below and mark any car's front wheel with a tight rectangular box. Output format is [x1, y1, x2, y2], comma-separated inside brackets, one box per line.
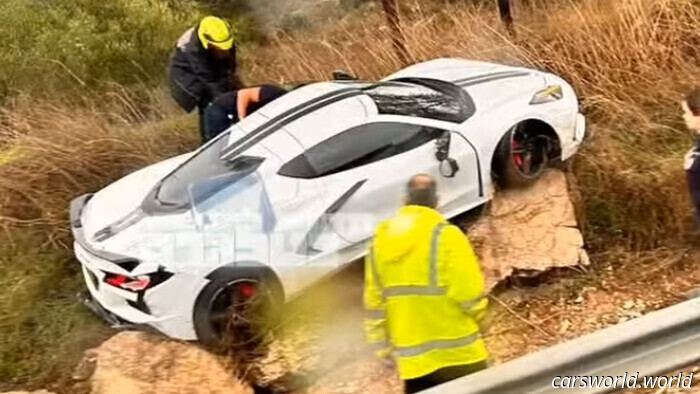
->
[493, 124, 551, 188]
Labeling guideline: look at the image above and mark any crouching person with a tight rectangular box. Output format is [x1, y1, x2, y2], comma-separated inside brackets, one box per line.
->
[364, 174, 490, 394]
[203, 85, 288, 143]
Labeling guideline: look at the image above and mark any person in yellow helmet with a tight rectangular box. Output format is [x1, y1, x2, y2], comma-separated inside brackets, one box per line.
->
[169, 16, 244, 141]
[364, 174, 490, 394]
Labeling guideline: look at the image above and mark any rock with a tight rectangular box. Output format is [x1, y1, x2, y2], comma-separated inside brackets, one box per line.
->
[1, 391, 56, 394]
[467, 170, 589, 291]
[88, 332, 251, 394]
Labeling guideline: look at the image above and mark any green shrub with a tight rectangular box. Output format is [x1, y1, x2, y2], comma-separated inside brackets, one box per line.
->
[0, 0, 254, 100]
[0, 232, 109, 388]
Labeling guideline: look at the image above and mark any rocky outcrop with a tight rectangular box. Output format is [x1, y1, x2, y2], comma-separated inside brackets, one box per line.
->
[468, 170, 589, 290]
[78, 332, 250, 394]
[2, 391, 56, 394]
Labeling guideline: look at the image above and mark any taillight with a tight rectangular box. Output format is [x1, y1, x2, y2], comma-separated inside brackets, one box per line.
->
[104, 273, 151, 292]
[103, 267, 173, 293]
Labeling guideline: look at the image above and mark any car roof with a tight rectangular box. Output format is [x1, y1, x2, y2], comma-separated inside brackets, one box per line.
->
[220, 82, 372, 161]
[218, 69, 501, 161]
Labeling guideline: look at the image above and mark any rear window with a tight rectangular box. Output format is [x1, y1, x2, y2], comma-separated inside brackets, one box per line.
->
[363, 79, 473, 123]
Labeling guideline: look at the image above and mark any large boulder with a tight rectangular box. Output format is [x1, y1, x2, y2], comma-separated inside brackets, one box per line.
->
[2, 391, 55, 394]
[82, 332, 250, 394]
[467, 170, 589, 290]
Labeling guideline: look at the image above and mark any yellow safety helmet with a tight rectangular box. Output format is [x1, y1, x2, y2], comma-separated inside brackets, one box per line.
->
[198, 16, 234, 51]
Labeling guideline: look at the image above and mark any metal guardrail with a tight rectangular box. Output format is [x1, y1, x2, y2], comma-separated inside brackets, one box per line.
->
[424, 296, 700, 394]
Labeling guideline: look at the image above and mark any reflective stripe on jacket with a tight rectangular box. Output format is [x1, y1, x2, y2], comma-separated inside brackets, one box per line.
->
[364, 205, 489, 380]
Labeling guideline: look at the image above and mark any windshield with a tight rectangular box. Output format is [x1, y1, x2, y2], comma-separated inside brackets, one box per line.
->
[156, 131, 232, 207]
[363, 78, 474, 123]
[155, 128, 264, 210]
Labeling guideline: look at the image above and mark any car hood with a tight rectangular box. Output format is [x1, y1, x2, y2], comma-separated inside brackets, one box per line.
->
[81, 153, 193, 241]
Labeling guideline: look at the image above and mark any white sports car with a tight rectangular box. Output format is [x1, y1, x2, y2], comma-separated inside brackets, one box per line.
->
[70, 58, 586, 346]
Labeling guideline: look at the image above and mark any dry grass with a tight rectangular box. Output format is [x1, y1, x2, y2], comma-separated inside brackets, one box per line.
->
[243, 0, 700, 250]
[1, 0, 697, 249]
[0, 90, 198, 244]
[2, 0, 700, 388]
[0, 90, 199, 390]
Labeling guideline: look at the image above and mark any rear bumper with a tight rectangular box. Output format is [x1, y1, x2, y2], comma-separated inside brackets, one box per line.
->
[76, 242, 161, 324]
[71, 194, 199, 340]
[71, 193, 157, 324]
[76, 243, 200, 340]
[78, 291, 152, 331]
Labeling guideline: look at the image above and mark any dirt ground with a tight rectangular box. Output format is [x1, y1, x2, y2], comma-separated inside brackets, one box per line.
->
[247, 246, 700, 393]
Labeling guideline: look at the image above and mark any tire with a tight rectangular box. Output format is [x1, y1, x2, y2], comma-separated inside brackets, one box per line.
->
[492, 125, 550, 189]
[193, 264, 283, 351]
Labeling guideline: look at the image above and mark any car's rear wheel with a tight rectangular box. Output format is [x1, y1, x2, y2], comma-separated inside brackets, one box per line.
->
[193, 278, 279, 352]
[493, 124, 551, 188]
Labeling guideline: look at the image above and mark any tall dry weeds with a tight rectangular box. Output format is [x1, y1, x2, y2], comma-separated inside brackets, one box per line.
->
[243, 0, 700, 250]
[0, 90, 198, 246]
[1, 0, 698, 251]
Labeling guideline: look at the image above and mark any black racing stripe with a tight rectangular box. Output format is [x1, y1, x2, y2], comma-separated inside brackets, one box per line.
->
[457, 71, 530, 87]
[223, 90, 365, 160]
[220, 87, 359, 158]
[452, 70, 525, 85]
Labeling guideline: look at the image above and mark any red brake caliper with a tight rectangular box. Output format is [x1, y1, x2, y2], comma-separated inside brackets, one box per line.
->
[513, 139, 524, 168]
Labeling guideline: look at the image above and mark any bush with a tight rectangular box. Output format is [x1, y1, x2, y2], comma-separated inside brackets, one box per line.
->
[0, 0, 265, 100]
[0, 232, 109, 388]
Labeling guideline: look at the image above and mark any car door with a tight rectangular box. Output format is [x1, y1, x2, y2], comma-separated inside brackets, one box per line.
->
[276, 116, 481, 247]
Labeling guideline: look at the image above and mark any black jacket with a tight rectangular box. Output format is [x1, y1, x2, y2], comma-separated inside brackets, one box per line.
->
[686, 136, 700, 224]
[168, 26, 242, 113]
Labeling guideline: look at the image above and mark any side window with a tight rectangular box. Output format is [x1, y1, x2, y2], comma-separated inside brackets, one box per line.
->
[278, 122, 445, 179]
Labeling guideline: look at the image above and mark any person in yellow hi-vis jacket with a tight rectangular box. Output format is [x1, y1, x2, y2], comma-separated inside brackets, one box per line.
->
[364, 174, 489, 394]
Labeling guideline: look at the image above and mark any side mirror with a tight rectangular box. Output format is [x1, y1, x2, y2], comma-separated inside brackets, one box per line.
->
[332, 69, 358, 81]
[435, 132, 460, 178]
[440, 158, 460, 178]
[435, 132, 451, 162]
